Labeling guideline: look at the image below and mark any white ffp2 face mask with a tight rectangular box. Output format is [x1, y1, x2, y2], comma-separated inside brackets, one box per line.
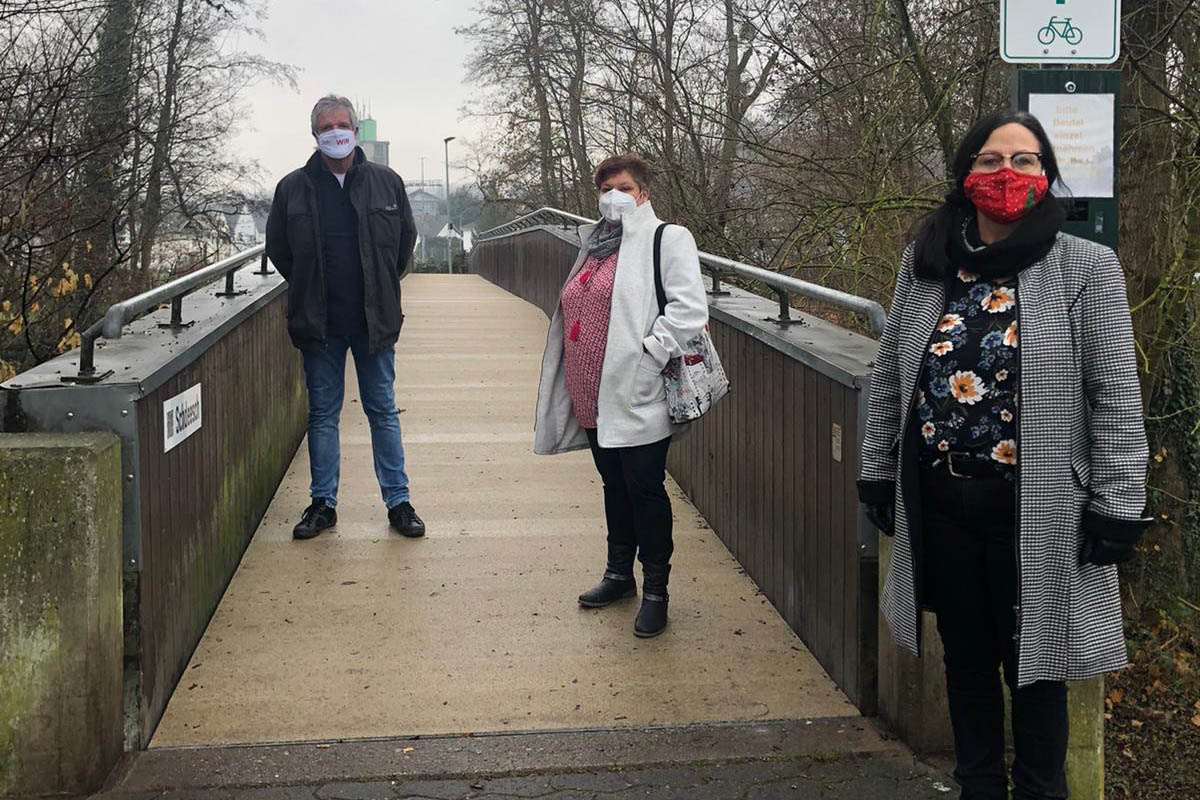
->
[316, 128, 356, 160]
[598, 189, 637, 223]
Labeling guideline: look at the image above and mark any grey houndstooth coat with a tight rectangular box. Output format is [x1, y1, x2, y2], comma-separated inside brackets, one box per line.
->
[858, 233, 1148, 687]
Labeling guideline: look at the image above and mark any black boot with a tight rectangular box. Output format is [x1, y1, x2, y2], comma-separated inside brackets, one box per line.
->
[293, 499, 336, 540]
[578, 576, 637, 607]
[634, 562, 670, 637]
[579, 544, 637, 608]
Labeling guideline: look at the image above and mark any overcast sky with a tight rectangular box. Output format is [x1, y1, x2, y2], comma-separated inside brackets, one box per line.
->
[234, 0, 484, 195]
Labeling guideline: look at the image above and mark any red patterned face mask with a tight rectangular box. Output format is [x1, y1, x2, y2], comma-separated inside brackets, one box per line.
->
[963, 168, 1050, 224]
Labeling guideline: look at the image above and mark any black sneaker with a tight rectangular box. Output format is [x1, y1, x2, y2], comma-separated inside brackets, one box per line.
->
[293, 500, 336, 540]
[388, 501, 426, 538]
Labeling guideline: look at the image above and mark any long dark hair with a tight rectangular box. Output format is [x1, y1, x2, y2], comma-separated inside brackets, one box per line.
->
[912, 110, 1062, 276]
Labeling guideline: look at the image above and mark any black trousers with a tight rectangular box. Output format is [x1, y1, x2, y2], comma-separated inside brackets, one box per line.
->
[585, 429, 673, 594]
[920, 467, 1069, 800]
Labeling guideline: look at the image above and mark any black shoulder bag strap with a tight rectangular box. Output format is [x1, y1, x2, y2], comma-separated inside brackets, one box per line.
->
[653, 222, 670, 316]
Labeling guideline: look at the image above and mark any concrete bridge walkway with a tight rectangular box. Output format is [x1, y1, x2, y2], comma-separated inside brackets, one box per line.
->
[150, 274, 855, 747]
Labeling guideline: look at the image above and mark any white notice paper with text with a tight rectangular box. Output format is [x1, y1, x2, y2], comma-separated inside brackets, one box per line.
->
[1028, 94, 1115, 198]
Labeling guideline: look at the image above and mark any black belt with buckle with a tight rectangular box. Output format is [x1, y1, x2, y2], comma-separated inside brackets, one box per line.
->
[920, 451, 1009, 479]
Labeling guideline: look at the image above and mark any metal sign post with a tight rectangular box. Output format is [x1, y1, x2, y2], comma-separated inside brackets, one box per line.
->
[1015, 70, 1121, 250]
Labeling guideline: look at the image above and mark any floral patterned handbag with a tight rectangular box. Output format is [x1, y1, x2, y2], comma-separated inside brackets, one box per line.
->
[653, 223, 731, 424]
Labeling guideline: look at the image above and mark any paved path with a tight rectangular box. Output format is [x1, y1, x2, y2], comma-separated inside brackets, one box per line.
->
[98, 720, 953, 800]
[98, 758, 953, 799]
[151, 275, 855, 747]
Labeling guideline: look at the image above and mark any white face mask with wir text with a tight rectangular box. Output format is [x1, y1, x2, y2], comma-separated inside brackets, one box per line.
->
[598, 189, 637, 223]
[317, 128, 356, 160]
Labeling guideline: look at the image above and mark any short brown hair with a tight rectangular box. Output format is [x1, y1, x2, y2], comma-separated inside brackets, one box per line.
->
[594, 153, 651, 191]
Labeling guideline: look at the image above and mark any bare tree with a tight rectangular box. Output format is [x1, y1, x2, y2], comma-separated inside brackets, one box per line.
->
[0, 0, 292, 377]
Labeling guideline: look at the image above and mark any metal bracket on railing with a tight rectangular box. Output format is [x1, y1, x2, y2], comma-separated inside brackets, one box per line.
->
[215, 268, 248, 299]
[706, 267, 730, 297]
[158, 296, 196, 330]
[768, 290, 806, 327]
[256, 251, 274, 275]
[66, 324, 113, 384]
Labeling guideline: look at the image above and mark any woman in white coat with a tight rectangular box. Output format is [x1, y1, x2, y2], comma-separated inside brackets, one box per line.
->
[534, 153, 709, 637]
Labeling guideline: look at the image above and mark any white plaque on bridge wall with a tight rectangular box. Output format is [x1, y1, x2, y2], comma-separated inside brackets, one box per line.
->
[163, 383, 202, 452]
[1001, 0, 1121, 64]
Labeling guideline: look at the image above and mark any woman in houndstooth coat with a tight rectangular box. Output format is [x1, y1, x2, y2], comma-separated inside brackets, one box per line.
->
[857, 111, 1151, 800]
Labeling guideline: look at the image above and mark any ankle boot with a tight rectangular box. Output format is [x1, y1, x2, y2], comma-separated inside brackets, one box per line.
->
[579, 543, 637, 608]
[635, 562, 670, 637]
[578, 575, 637, 607]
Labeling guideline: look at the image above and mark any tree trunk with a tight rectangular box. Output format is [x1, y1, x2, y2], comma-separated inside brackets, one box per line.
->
[889, 0, 955, 172]
[1119, 0, 1195, 606]
[138, 0, 187, 285]
[77, 0, 137, 278]
[524, 0, 556, 206]
[566, 15, 592, 213]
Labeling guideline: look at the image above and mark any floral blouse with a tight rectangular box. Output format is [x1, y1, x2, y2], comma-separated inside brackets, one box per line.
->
[916, 268, 1020, 476]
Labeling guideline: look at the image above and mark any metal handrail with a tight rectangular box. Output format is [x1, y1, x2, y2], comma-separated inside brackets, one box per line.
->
[474, 207, 887, 336]
[73, 244, 272, 382]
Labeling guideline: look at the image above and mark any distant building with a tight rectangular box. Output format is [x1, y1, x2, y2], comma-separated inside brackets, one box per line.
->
[225, 204, 267, 246]
[359, 117, 389, 167]
[408, 179, 445, 199]
[408, 189, 441, 218]
[408, 188, 446, 261]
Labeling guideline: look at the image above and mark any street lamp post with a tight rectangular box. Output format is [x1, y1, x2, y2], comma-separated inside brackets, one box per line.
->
[419, 156, 427, 260]
[443, 136, 456, 275]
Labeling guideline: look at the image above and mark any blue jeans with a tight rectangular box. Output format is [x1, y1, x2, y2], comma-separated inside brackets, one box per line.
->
[302, 332, 411, 509]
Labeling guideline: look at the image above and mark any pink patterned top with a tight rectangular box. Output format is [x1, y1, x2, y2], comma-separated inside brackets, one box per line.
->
[561, 251, 619, 428]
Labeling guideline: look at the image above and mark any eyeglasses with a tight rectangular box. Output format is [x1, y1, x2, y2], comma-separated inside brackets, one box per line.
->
[970, 151, 1043, 175]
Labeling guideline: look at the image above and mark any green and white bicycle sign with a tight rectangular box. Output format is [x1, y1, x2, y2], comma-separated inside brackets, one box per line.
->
[1001, 0, 1120, 64]
[1037, 16, 1083, 46]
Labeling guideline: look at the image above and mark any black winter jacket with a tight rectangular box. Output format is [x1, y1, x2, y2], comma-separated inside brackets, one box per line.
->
[265, 149, 417, 353]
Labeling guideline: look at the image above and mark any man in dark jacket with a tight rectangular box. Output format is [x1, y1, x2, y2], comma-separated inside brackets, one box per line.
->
[266, 94, 424, 540]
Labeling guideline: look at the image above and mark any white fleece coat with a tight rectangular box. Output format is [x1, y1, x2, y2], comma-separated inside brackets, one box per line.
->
[534, 201, 709, 454]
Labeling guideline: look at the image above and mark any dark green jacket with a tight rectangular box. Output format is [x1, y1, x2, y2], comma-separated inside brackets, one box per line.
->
[266, 148, 417, 353]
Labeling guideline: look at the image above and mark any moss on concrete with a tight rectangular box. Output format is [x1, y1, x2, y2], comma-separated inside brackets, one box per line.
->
[1066, 676, 1105, 800]
[0, 433, 122, 796]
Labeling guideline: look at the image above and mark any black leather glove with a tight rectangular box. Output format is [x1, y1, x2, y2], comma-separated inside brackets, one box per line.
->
[1080, 508, 1154, 566]
[865, 502, 895, 537]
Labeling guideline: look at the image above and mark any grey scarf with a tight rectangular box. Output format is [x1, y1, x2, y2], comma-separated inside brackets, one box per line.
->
[586, 219, 623, 260]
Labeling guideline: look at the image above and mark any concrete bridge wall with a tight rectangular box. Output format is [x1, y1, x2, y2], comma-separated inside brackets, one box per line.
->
[0, 434, 123, 796]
